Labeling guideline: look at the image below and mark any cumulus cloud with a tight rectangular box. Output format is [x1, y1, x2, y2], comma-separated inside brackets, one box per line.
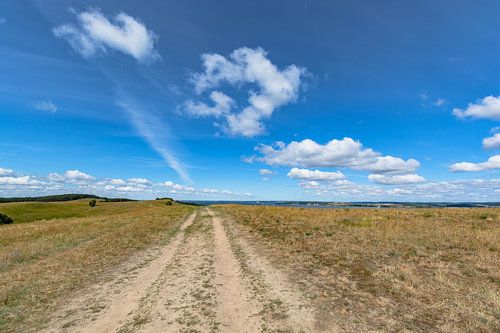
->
[368, 173, 426, 185]
[53, 9, 159, 63]
[0, 168, 14, 176]
[483, 133, 500, 150]
[259, 169, 274, 175]
[185, 91, 235, 117]
[32, 100, 58, 113]
[254, 137, 420, 174]
[0, 167, 251, 199]
[287, 167, 345, 181]
[450, 155, 500, 172]
[64, 169, 94, 180]
[185, 47, 306, 136]
[453, 96, 500, 120]
[0, 176, 42, 185]
[294, 176, 499, 201]
[127, 177, 151, 185]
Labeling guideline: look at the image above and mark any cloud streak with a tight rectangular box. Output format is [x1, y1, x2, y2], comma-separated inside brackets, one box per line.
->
[32, 100, 58, 113]
[116, 94, 192, 184]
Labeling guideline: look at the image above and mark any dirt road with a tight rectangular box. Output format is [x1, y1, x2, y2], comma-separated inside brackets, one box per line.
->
[45, 208, 320, 333]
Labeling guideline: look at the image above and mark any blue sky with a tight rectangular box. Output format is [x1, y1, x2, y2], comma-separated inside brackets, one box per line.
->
[1, 0, 499, 201]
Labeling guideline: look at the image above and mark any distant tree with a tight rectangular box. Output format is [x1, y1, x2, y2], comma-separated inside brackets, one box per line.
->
[165, 200, 173, 206]
[89, 199, 97, 207]
[0, 213, 13, 224]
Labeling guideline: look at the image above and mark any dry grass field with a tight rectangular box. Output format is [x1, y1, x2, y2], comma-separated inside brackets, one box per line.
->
[217, 205, 500, 332]
[1, 201, 499, 332]
[0, 200, 194, 332]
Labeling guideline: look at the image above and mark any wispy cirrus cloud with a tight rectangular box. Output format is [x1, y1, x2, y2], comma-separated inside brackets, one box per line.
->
[184, 47, 306, 137]
[116, 92, 191, 184]
[31, 100, 58, 113]
[53, 9, 160, 63]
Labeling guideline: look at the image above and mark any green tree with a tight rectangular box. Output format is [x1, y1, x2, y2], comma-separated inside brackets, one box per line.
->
[89, 199, 97, 207]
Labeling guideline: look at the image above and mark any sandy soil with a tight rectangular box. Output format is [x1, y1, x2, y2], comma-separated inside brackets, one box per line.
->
[44, 208, 320, 333]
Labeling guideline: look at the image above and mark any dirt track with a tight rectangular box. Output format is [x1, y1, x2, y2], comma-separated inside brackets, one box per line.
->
[44, 208, 321, 333]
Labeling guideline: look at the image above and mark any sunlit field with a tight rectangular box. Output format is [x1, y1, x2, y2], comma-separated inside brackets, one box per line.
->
[0, 200, 194, 332]
[218, 205, 500, 332]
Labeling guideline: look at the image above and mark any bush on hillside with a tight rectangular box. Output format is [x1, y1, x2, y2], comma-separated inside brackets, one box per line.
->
[0, 213, 13, 224]
[89, 199, 97, 207]
[165, 200, 173, 206]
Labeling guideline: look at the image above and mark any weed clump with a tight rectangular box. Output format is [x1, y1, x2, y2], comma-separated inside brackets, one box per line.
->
[0, 213, 13, 224]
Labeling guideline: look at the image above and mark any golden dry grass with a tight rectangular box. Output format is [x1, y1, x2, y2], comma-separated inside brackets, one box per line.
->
[0, 200, 195, 332]
[218, 205, 500, 332]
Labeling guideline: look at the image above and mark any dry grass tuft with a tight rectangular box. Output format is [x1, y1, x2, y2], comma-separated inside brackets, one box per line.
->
[218, 205, 500, 332]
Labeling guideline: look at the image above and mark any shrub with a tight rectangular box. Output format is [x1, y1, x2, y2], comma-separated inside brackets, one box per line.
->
[89, 199, 97, 207]
[0, 213, 13, 224]
[165, 200, 173, 206]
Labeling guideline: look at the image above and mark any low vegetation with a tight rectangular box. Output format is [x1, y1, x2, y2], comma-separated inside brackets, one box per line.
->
[218, 205, 500, 332]
[0, 200, 195, 332]
[0, 214, 13, 225]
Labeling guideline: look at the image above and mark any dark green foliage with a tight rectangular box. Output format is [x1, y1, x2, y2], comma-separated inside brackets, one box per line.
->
[156, 197, 174, 201]
[0, 194, 102, 203]
[165, 200, 172, 206]
[89, 199, 97, 207]
[0, 213, 13, 224]
[103, 198, 136, 202]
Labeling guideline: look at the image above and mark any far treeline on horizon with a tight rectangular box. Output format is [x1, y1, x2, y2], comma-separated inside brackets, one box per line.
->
[1, 1, 500, 202]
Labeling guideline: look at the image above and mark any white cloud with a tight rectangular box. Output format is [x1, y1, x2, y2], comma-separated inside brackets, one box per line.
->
[259, 169, 274, 175]
[294, 177, 499, 201]
[450, 155, 500, 172]
[64, 169, 94, 180]
[127, 177, 151, 185]
[287, 167, 345, 181]
[434, 98, 446, 106]
[453, 95, 500, 120]
[48, 173, 66, 182]
[299, 181, 321, 189]
[185, 91, 235, 117]
[0, 167, 252, 199]
[32, 100, 57, 113]
[186, 47, 306, 136]
[53, 9, 159, 63]
[255, 138, 420, 174]
[368, 173, 426, 185]
[483, 133, 500, 150]
[0, 168, 14, 176]
[0, 176, 42, 185]
[109, 178, 126, 185]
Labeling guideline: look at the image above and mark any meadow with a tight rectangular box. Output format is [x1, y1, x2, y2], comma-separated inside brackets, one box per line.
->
[218, 205, 500, 332]
[0, 200, 194, 332]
